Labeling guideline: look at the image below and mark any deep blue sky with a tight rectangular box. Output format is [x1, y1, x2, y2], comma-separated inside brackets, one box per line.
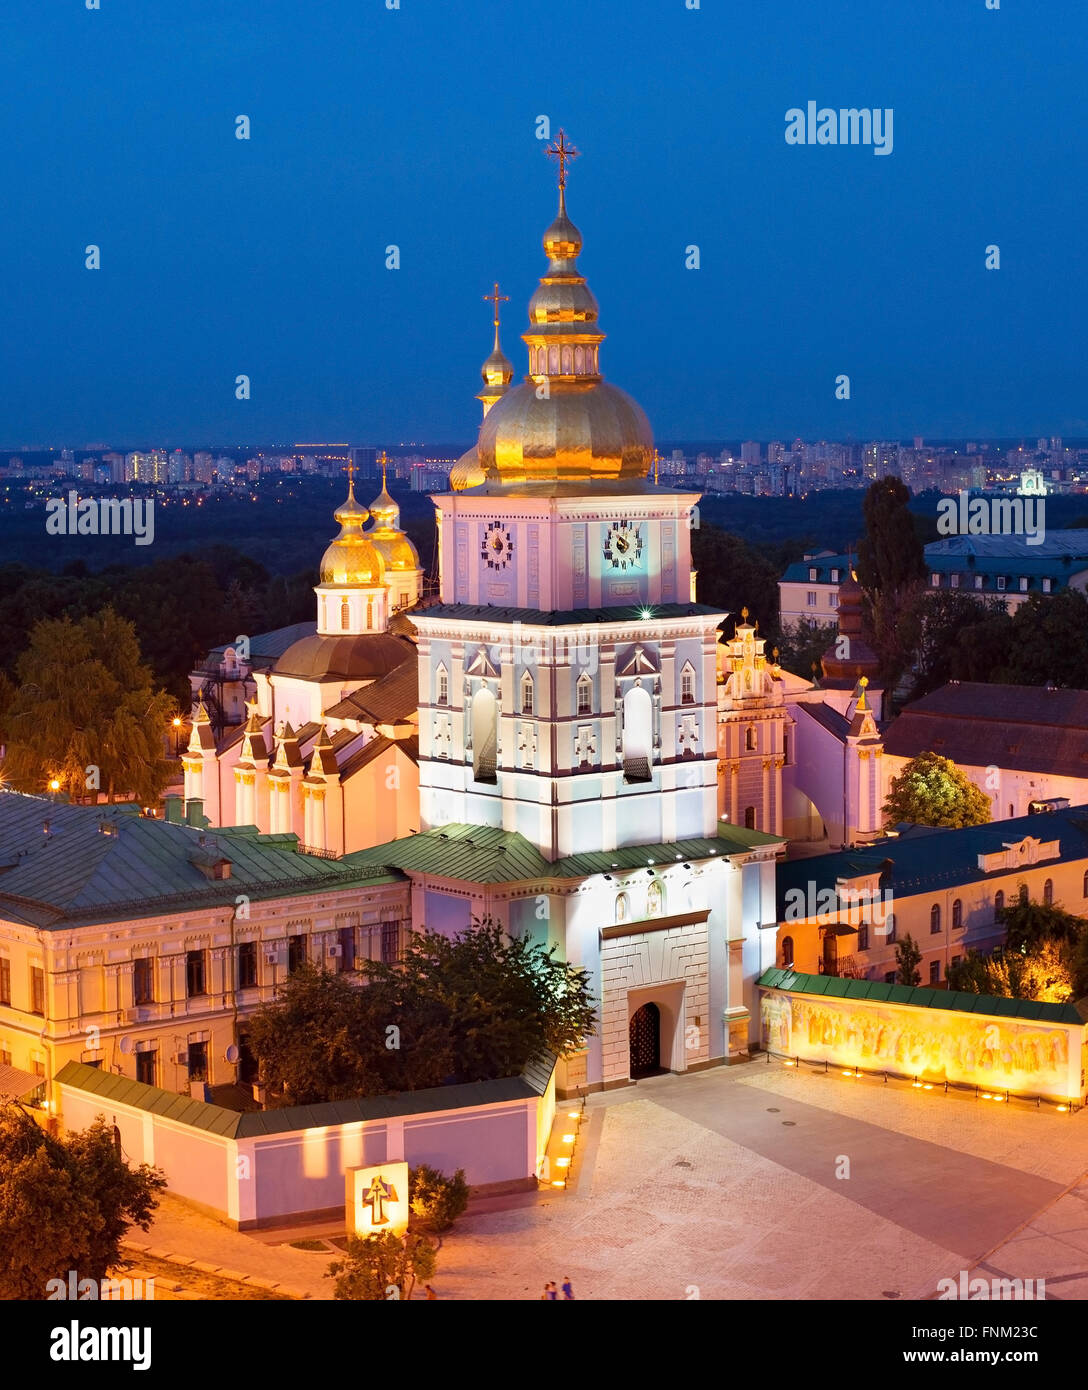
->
[1, 0, 1086, 447]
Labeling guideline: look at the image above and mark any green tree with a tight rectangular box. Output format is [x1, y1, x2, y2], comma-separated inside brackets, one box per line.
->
[883, 751, 991, 829]
[409, 1164, 469, 1232]
[0, 1105, 165, 1299]
[246, 965, 387, 1106]
[855, 477, 926, 687]
[948, 941, 1073, 1003]
[0, 609, 176, 803]
[894, 934, 922, 987]
[997, 899, 1086, 953]
[327, 1229, 436, 1301]
[776, 618, 835, 682]
[908, 591, 1009, 698]
[689, 525, 781, 635]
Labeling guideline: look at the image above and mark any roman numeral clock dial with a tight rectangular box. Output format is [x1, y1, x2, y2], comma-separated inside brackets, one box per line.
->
[481, 520, 514, 570]
[603, 519, 643, 571]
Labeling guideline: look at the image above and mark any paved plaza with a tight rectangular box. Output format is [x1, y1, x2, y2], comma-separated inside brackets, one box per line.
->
[133, 1060, 1088, 1300]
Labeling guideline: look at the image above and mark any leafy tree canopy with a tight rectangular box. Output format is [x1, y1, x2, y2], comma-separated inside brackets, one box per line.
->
[883, 751, 991, 829]
[327, 1229, 436, 1301]
[0, 609, 176, 803]
[0, 1106, 165, 1299]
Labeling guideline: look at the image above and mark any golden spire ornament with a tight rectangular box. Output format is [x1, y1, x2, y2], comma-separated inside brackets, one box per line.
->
[546, 129, 579, 207]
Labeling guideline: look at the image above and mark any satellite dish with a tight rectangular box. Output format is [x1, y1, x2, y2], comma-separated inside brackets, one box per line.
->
[224, 1043, 240, 1065]
[118, 1035, 134, 1055]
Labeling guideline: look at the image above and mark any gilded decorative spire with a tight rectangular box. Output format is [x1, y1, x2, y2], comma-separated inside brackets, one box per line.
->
[478, 281, 513, 414]
[367, 450, 421, 577]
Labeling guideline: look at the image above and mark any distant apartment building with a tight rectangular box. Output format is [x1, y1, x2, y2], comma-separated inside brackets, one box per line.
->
[192, 451, 214, 484]
[741, 441, 760, 464]
[778, 551, 850, 627]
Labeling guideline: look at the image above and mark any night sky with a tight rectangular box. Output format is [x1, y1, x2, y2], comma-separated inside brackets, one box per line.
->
[1, 0, 1085, 446]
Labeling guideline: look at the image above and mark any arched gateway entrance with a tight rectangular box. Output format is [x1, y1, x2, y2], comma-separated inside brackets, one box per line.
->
[629, 1002, 662, 1078]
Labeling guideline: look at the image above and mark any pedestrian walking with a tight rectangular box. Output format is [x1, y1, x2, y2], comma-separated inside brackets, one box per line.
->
[561, 1276, 574, 1300]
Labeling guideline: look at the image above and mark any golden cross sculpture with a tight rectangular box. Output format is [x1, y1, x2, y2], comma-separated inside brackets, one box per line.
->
[546, 129, 579, 189]
[484, 281, 509, 329]
[379, 449, 389, 488]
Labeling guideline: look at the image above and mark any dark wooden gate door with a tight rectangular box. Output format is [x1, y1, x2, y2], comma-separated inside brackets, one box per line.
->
[629, 1002, 661, 1077]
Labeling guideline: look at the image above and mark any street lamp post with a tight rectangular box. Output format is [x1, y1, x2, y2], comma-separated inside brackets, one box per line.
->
[172, 717, 183, 757]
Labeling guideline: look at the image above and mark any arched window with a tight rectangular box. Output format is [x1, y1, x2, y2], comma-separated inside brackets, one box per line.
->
[471, 686, 498, 783]
[1019, 883, 1028, 906]
[680, 664, 695, 704]
[366, 597, 374, 630]
[994, 890, 1005, 917]
[745, 726, 756, 752]
[951, 898, 962, 929]
[744, 806, 756, 830]
[436, 666, 448, 705]
[574, 346, 585, 374]
[615, 892, 629, 923]
[1083, 871, 1088, 899]
[1008, 803, 1014, 818]
[783, 729, 790, 764]
[520, 672, 534, 716]
[885, 913, 896, 944]
[622, 684, 653, 783]
[560, 346, 572, 374]
[930, 903, 941, 934]
[1043, 878, 1054, 906]
[340, 598, 350, 630]
[781, 935, 794, 968]
[647, 880, 664, 918]
[576, 674, 592, 715]
[548, 346, 559, 374]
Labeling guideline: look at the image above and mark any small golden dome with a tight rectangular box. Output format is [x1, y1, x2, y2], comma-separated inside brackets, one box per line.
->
[481, 341, 514, 388]
[370, 531, 421, 572]
[319, 479, 385, 586]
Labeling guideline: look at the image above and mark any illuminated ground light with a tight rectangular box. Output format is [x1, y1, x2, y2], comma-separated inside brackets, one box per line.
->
[1058, 1105, 1069, 1113]
[783, 1060, 795, 1067]
[551, 1180, 566, 1188]
[561, 1134, 575, 1143]
[981, 1093, 992, 1100]
[911, 1081, 923, 1089]
[923, 1084, 934, 1091]
[991, 1095, 1005, 1103]
[555, 1157, 570, 1168]
[567, 1111, 580, 1120]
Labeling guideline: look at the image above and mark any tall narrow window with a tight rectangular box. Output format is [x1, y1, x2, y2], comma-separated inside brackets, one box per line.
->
[621, 684, 653, 784]
[288, 934, 306, 975]
[471, 686, 499, 783]
[437, 667, 449, 705]
[744, 806, 756, 829]
[994, 890, 1005, 918]
[745, 727, 756, 752]
[577, 675, 592, 715]
[951, 898, 962, 929]
[781, 936, 794, 968]
[1019, 883, 1028, 906]
[133, 957, 154, 1005]
[930, 904, 941, 934]
[186, 950, 206, 998]
[340, 597, 350, 630]
[237, 941, 257, 990]
[681, 666, 695, 704]
[1043, 878, 1054, 906]
[647, 881, 664, 917]
[381, 920, 400, 964]
[187, 1040, 208, 1082]
[30, 967, 45, 1016]
[0, 957, 10, 1005]
[136, 1050, 156, 1086]
[520, 673, 534, 715]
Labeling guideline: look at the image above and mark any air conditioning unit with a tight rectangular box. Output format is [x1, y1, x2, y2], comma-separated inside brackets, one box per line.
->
[327, 944, 342, 958]
[265, 952, 279, 966]
[174, 1051, 189, 1066]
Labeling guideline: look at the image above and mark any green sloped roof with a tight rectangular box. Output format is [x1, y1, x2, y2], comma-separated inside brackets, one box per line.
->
[55, 1054, 556, 1137]
[0, 792, 400, 928]
[345, 821, 782, 885]
[757, 967, 1086, 1025]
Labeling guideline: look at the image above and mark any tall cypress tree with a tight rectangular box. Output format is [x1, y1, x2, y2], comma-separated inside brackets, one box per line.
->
[855, 476, 926, 689]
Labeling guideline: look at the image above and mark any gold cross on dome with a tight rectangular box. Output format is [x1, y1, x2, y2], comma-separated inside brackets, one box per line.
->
[546, 129, 579, 189]
[484, 281, 509, 329]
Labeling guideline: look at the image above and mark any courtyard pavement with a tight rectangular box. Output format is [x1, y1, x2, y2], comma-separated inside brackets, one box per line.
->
[132, 1059, 1088, 1300]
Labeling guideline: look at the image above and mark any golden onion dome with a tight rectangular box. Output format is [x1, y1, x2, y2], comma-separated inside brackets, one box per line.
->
[478, 378, 653, 485]
[367, 482, 400, 529]
[450, 446, 485, 491]
[370, 530, 421, 573]
[319, 479, 385, 586]
[477, 173, 654, 486]
[481, 340, 514, 388]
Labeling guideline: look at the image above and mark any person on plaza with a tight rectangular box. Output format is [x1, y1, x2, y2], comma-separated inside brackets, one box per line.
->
[561, 1276, 574, 1300]
[425, 1285, 437, 1300]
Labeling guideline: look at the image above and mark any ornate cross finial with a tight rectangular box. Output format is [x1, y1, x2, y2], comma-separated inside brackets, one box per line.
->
[379, 449, 389, 489]
[346, 457, 355, 491]
[484, 281, 509, 330]
[546, 129, 579, 190]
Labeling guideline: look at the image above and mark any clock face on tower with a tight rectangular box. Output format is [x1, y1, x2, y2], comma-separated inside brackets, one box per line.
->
[603, 518, 644, 571]
[481, 520, 514, 570]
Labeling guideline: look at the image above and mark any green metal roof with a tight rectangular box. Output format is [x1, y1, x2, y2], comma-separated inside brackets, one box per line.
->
[758, 967, 1088, 1025]
[0, 792, 401, 928]
[346, 820, 782, 885]
[55, 1054, 556, 1138]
